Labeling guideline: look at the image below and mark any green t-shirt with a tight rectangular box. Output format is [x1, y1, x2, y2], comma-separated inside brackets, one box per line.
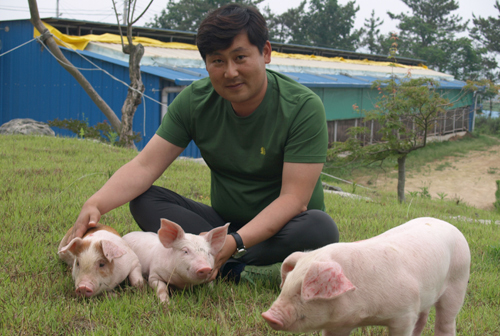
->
[157, 69, 328, 227]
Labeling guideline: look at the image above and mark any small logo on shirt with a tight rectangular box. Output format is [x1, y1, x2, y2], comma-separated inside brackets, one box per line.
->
[260, 147, 266, 155]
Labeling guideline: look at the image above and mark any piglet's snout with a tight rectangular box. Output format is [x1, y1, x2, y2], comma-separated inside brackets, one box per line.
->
[262, 310, 285, 330]
[76, 282, 95, 297]
[196, 266, 212, 279]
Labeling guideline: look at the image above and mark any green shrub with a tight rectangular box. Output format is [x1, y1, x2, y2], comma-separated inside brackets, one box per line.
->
[48, 118, 141, 147]
[474, 115, 500, 137]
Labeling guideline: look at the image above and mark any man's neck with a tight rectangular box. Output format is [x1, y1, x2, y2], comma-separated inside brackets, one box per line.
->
[231, 78, 268, 117]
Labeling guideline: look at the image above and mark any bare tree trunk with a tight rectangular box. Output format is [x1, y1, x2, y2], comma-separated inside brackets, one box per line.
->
[490, 98, 493, 118]
[120, 43, 144, 149]
[397, 155, 406, 203]
[28, 0, 122, 134]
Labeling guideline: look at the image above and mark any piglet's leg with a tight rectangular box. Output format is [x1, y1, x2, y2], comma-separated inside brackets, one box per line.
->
[387, 317, 415, 336]
[322, 328, 352, 336]
[412, 310, 429, 336]
[149, 276, 170, 303]
[128, 266, 145, 288]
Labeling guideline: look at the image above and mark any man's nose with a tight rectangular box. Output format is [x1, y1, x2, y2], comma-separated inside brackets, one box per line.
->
[224, 61, 238, 78]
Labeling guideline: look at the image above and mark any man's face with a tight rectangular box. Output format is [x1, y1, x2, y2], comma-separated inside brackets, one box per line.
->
[205, 32, 271, 116]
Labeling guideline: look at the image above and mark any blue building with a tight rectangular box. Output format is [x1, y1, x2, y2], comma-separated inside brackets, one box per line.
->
[0, 18, 473, 156]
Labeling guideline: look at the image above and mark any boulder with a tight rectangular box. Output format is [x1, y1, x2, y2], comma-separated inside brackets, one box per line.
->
[0, 118, 55, 136]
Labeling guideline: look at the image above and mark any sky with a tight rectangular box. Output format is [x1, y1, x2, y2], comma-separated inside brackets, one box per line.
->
[0, 0, 498, 37]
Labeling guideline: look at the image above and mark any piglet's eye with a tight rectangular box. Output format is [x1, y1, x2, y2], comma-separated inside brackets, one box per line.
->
[76, 261, 79, 267]
[182, 248, 189, 254]
[99, 262, 106, 268]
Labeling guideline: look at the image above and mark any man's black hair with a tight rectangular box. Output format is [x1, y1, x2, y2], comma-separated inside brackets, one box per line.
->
[196, 3, 269, 61]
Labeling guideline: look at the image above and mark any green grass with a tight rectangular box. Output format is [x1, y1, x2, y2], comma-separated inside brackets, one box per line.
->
[1, 135, 499, 335]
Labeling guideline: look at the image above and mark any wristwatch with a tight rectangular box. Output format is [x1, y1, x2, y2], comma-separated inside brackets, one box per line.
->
[229, 232, 247, 259]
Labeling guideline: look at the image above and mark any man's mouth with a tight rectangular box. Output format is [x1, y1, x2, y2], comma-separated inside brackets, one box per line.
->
[226, 82, 244, 89]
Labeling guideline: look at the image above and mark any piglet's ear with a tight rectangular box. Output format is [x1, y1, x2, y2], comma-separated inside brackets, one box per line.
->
[205, 223, 229, 255]
[302, 261, 355, 301]
[101, 240, 126, 262]
[158, 218, 185, 248]
[59, 237, 83, 255]
[281, 251, 306, 288]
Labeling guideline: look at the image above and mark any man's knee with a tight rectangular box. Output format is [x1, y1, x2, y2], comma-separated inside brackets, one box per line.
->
[306, 209, 339, 244]
[129, 186, 155, 216]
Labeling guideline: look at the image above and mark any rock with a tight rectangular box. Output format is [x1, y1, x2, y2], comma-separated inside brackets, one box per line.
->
[322, 182, 343, 192]
[0, 118, 55, 136]
[323, 189, 372, 202]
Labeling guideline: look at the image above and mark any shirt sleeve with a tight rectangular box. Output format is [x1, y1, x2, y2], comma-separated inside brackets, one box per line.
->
[156, 87, 193, 148]
[284, 93, 328, 163]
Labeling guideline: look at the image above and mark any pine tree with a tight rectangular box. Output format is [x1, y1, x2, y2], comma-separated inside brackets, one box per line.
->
[360, 10, 384, 54]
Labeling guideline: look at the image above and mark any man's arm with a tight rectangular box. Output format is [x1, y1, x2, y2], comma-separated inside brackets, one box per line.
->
[210, 162, 324, 279]
[68, 135, 185, 241]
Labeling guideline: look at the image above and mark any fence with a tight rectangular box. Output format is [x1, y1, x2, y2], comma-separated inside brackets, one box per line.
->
[327, 105, 471, 145]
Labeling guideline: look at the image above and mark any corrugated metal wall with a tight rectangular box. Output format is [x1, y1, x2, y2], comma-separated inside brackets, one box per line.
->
[311, 87, 380, 121]
[0, 20, 162, 150]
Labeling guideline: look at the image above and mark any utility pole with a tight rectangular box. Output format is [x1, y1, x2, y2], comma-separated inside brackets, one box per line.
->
[56, 0, 60, 18]
[123, 0, 128, 24]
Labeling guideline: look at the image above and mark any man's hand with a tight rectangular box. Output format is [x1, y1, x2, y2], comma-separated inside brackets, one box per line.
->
[208, 234, 237, 282]
[65, 204, 101, 243]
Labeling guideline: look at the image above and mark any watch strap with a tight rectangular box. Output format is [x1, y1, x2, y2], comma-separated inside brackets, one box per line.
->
[229, 232, 245, 250]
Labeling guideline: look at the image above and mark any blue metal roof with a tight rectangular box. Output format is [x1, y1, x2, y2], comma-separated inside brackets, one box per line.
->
[141, 65, 204, 86]
[62, 48, 466, 90]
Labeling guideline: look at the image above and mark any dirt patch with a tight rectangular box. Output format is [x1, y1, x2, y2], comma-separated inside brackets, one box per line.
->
[360, 145, 500, 210]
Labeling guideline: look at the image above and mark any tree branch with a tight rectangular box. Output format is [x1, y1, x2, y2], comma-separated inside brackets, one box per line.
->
[28, 0, 122, 133]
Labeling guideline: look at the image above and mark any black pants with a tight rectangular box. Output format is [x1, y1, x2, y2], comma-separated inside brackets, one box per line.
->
[129, 185, 339, 266]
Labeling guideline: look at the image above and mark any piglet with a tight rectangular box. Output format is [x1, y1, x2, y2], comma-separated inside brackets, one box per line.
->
[262, 217, 471, 336]
[122, 218, 229, 303]
[58, 224, 144, 297]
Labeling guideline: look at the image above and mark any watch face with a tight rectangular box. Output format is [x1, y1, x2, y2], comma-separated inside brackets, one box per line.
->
[232, 249, 247, 259]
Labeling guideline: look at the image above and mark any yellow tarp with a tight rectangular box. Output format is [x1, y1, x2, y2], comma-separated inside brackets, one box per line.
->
[34, 21, 198, 51]
[271, 51, 428, 69]
[34, 21, 427, 70]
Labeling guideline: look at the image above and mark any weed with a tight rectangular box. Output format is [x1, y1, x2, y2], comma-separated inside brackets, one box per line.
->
[435, 162, 454, 171]
[437, 192, 448, 200]
[487, 167, 499, 174]
[408, 191, 419, 198]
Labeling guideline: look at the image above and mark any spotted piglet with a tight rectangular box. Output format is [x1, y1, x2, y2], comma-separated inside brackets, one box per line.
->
[58, 224, 144, 297]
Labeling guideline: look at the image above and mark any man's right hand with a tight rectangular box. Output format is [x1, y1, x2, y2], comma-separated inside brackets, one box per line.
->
[66, 204, 101, 242]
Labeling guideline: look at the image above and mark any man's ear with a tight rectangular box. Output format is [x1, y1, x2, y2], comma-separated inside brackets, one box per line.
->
[263, 41, 272, 64]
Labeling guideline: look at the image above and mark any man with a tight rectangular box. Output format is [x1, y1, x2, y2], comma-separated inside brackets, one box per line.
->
[69, 3, 339, 283]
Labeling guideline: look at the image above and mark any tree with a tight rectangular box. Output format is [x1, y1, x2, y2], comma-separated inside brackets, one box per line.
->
[268, 0, 362, 50]
[471, 1, 500, 53]
[266, 1, 308, 44]
[29, 0, 147, 148]
[360, 10, 384, 54]
[470, 1, 500, 81]
[111, 0, 153, 148]
[302, 0, 363, 50]
[148, 0, 264, 32]
[28, 0, 121, 135]
[388, 0, 485, 80]
[329, 75, 455, 203]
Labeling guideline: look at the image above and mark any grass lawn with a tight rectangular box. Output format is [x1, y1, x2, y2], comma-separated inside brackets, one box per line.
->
[1, 134, 499, 335]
